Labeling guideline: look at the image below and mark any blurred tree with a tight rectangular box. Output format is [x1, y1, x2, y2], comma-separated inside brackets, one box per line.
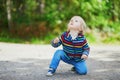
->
[6, 0, 13, 31]
[0, 0, 7, 28]
[0, 0, 120, 41]
[110, 0, 120, 21]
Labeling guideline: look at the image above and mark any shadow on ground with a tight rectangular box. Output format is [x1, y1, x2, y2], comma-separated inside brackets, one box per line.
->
[0, 57, 120, 80]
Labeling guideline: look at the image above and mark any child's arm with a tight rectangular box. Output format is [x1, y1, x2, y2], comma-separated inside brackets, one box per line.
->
[81, 42, 90, 60]
[82, 43, 90, 56]
[51, 37, 62, 48]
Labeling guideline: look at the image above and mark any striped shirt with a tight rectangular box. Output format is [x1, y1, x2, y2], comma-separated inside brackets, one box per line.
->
[51, 31, 90, 60]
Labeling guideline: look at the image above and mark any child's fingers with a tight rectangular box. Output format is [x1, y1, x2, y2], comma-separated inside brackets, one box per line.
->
[81, 54, 88, 60]
[54, 37, 60, 43]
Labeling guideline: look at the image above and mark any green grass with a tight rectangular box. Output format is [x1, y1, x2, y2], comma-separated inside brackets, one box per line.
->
[0, 36, 25, 43]
[102, 36, 120, 44]
[85, 33, 96, 44]
[0, 30, 120, 45]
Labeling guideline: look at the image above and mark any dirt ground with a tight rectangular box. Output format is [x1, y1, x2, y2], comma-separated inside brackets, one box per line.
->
[0, 42, 120, 80]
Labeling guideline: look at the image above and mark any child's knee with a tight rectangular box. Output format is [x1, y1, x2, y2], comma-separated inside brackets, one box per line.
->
[55, 50, 63, 53]
[76, 67, 87, 75]
[55, 50, 64, 56]
[77, 70, 87, 75]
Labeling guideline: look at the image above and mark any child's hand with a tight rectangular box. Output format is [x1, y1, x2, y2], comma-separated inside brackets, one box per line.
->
[53, 37, 60, 44]
[81, 54, 88, 60]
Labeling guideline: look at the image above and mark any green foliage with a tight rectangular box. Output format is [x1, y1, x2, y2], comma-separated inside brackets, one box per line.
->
[0, 31, 23, 43]
[0, 0, 120, 44]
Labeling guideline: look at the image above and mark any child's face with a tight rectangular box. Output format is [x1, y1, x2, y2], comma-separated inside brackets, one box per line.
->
[68, 16, 82, 31]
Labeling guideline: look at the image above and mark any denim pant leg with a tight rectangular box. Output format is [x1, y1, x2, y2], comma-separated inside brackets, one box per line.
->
[49, 49, 87, 75]
[62, 57, 88, 75]
[74, 61, 87, 75]
[49, 49, 67, 70]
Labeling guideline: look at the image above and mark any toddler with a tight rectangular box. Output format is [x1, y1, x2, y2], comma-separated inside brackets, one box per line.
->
[46, 16, 90, 76]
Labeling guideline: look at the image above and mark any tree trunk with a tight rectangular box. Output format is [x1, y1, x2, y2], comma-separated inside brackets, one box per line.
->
[6, 0, 13, 31]
[40, 0, 45, 14]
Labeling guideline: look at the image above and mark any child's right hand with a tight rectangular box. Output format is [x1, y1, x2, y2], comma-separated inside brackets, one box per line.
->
[53, 37, 60, 44]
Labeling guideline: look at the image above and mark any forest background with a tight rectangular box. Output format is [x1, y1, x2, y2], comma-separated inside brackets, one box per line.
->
[0, 0, 120, 44]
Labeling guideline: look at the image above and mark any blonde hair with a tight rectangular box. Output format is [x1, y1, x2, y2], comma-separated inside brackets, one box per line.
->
[67, 16, 87, 34]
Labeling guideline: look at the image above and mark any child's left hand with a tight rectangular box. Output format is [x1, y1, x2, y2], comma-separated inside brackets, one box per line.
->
[81, 54, 88, 60]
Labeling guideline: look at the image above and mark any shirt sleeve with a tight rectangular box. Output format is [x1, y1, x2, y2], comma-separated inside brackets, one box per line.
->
[82, 40, 90, 56]
[51, 37, 62, 48]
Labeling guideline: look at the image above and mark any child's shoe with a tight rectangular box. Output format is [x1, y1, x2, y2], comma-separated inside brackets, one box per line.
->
[71, 67, 76, 72]
[46, 68, 55, 77]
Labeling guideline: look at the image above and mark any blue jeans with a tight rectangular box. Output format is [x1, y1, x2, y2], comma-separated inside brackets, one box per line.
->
[49, 49, 87, 75]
